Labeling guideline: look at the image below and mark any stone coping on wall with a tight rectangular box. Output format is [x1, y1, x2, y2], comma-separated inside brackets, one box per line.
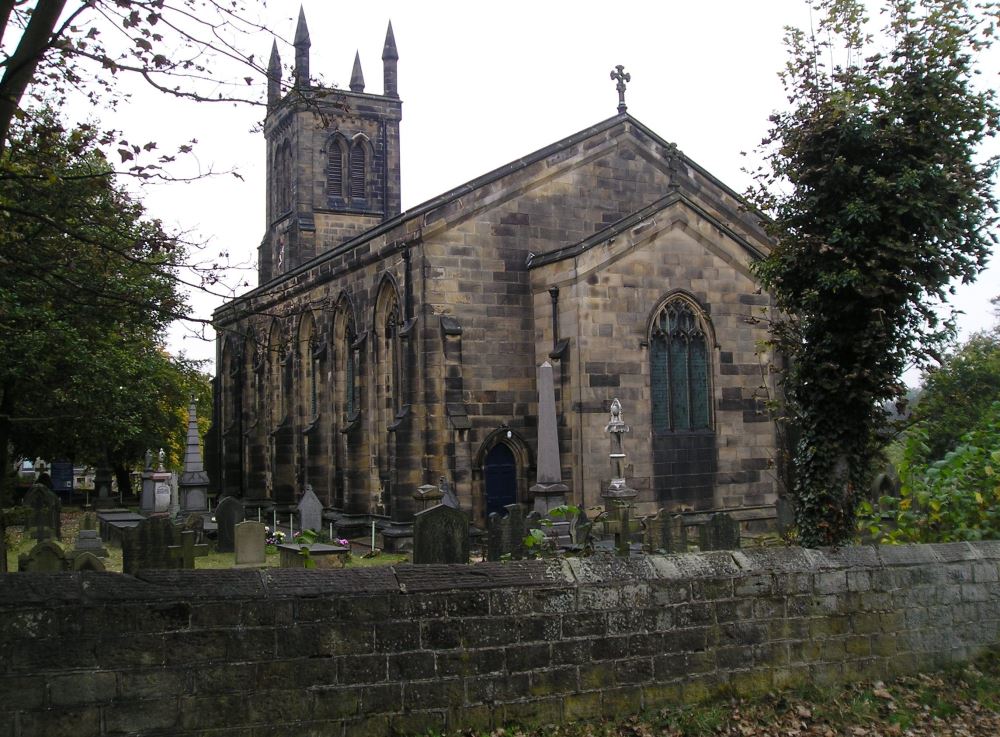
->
[3, 543, 999, 604]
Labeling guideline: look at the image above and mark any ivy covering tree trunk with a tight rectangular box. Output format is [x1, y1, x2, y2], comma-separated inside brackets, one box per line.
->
[751, 0, 999, 546]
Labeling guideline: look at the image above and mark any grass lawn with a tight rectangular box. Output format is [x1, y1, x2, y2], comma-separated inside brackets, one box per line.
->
[4, 506, 408, 572]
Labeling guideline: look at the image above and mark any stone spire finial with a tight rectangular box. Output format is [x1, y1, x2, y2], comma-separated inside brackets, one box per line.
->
[350, 51, 365, 93]
[293, 5, 311, 88]
[267, 40, 282, 107]
[382, 20, 399, 98]
[610, 65, 630, 114]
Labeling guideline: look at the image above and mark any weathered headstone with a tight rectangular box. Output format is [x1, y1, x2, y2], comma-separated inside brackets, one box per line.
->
[72, 552, 106, 572]
[234, 520, 266, 568]
[93, 459, 115, 509]
[643, 508, 687, 553]
[18, 540, 68, 572]
[72, 511, 108, 558]
[22, 483, 61, 541]
[276, 542, 348, 568]
[167, 530, 209, 569]
[180, 513, 205, 543]
[214, 496, 245, 553]
[154, 477, 172, 514]
[412, 504, 469, 564]
[487, 503, 527, 561]
[297, 485, 323, 533]
[698, 512, 741, 551]
[571, 506, 593, 548]
[776, 497, 796, 536]
[122, 515, 181, 574]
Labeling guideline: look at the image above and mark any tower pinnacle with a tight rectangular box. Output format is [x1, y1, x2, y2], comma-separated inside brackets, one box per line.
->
[350, 51, 365, 93]
[267, 40, 282, 107]
[294, 6, 311, 87]
[382, 20, 398, 98]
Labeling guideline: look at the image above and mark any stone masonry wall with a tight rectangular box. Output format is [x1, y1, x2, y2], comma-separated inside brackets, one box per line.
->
[3, 543, 999, 737]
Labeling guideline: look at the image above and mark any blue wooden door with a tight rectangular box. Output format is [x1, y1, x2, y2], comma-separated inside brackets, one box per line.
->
[484, 444, 517, 518]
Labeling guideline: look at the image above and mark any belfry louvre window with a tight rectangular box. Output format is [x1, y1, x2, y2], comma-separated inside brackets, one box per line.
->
[327, 144, 343, 198]
[349, 144, 366, 199]
[650, 297, 711, 432]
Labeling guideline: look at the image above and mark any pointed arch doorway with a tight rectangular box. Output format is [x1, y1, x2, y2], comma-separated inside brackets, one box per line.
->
[484, 444, 518, 518]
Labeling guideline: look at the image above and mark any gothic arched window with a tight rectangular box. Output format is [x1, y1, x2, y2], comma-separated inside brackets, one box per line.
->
[245, 329, 261, 423]
[349, 140, 367, 200]
[334, 300, 358, 419]
[221, 339, 237, 429]
[267, 321, 286, 428]
[650, 296, 711, 433]
[327, 136, 346, 199]
[298, 312, 319, 422]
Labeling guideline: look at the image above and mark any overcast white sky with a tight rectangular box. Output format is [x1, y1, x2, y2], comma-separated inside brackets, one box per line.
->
[99, 0, 999, 378]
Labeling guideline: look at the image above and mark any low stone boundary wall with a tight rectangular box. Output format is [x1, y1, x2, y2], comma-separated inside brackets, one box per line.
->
[2, 543, 999, 737]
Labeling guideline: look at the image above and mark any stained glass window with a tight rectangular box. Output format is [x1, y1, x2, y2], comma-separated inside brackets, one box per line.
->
[650, 297, 711, 432]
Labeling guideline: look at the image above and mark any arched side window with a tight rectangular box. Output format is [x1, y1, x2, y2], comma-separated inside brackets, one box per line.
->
[268, 321, 286, 428]
[298, 312, 319, 422]
[333, 298, 358, 419]
[650, 296, 711, 433]
[326, 135, 347, 200]
[374, 280, 403, 431]
[221, 339, 236, 429]
[245, 329, 260, 423]
[349, 136, 370, 201]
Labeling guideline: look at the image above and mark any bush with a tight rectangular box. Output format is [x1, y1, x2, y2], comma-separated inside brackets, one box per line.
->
[860, 401, 1000, 543]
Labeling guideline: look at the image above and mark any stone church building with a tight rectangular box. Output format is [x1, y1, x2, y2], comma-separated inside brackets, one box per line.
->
[211, 12, 779, 542]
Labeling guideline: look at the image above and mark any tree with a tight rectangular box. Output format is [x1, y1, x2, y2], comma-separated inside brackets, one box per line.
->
[0, 110, 204, 499]
[0, 1, 276, 158]
[910, 318, 1000, 464]
[750, 0, 1000, 546]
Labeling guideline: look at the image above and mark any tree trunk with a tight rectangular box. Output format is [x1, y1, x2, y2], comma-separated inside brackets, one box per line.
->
[113, 461, 132, 498]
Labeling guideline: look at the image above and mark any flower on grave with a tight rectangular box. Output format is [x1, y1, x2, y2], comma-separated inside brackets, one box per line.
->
[264, 527, 285, 546]
[336, 538, 349, 547]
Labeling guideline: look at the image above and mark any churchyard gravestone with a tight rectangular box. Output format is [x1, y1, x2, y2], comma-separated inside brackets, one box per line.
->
[18, 540, 68, 572]
[167, 530, 208, 569]
[23, 483, 61, 541]
[486, 504, 542, 560]
[698, 512, 741, 551]
[72, 552, 106, 572]
[776, 496, 796, 536]
[72, 511, 108, 559]
[122, 515, 181, 575]
[643, 508, 687, 553]
[412, 504, 469, 564]
[234, 520, 266, 568]
[214, 496, 245, 553]
[181, 513, 206, 543]
[277, 542, 348, 569]
[97, 510, 146, 546]
[297, 485, 323, 533]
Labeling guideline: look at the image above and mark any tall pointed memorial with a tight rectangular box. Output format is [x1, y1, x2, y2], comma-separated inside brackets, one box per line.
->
[531, 361, 570, 544]
[179, 399, 210, 514]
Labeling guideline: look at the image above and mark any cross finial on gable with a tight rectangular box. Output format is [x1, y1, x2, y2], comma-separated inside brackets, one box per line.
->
[610, 65, 630, 114]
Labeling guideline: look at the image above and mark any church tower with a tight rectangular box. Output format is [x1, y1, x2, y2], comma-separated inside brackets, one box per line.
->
[259, 12, 402, 283]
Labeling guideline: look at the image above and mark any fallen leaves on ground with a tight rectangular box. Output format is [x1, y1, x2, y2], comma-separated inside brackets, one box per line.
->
[475, 656, 1000, 737]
